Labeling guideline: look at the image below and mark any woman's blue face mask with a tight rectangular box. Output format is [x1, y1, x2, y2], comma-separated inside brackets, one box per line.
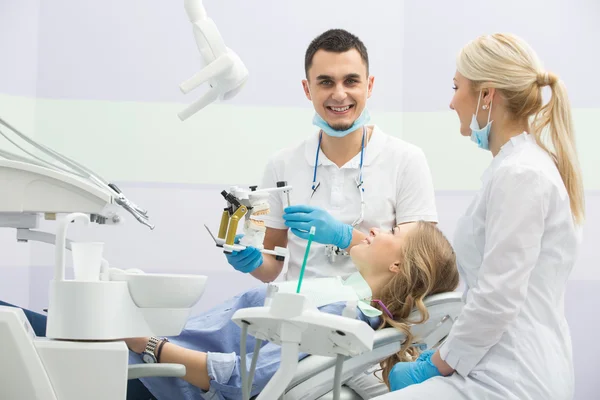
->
[470, 90, 493, 150]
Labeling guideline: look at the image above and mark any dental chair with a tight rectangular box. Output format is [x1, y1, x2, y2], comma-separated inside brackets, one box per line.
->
[0, 291, 462, 400]
[280, 291, 464, 400]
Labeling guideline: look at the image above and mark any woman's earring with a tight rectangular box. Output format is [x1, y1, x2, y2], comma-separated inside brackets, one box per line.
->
[482, 104, 489, 110]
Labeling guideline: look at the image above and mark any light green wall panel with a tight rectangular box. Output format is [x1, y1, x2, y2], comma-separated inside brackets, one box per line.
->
[0, 94, 38, 149]
[403, 109, 600, 191]
[570, 109, 600, 192]
[402, 112, 493, 191]
[1, 95, 597, 190]
[30, 98, 404, 185]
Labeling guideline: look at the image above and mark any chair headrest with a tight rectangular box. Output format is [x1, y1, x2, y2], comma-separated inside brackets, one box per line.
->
[422, 291, 463, 308]
[372, 291, 463, 344]
[408, 291, 463, 320]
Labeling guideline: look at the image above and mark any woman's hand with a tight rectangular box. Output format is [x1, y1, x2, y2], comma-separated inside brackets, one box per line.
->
[388, 349, 440, 391]
[124, 337, 149, 354]
[431, 350, 455, 376]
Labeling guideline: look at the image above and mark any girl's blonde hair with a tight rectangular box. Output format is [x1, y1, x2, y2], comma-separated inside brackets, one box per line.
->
[457, 33, 585, 224]
[375, 221, 459, 388]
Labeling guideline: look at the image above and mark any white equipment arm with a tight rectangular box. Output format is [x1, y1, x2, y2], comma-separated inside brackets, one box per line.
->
[0, 116, 153, 230]
[178, 0, 249, 121]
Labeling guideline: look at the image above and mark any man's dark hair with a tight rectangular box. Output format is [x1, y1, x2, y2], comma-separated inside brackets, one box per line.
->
[304, 29, 369, 78]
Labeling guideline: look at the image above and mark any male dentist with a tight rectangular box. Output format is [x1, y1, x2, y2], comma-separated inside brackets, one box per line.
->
[225, 28, 438, 282]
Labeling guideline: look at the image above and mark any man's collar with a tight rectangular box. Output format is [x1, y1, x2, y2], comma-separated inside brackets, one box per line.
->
[304, 125, 386, 168]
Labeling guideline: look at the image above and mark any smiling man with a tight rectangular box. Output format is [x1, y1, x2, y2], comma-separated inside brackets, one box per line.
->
[223, 28, 438, 285]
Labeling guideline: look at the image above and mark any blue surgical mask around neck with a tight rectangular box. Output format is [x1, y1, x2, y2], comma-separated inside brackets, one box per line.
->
[470, 90, 493, 150]
[312, 108, 371, 138]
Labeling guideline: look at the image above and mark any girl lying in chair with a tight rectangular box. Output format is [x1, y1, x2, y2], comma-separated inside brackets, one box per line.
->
[0, 221, 459, 400]
[125, 221, 459, 399]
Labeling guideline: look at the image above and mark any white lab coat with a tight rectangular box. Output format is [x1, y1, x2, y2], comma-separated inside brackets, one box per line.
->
[376, 132, 582, 400]
[261, 125, 438, 280]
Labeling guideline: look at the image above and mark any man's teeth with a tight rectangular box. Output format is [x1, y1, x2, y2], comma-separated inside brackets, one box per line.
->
[330, 106, 351, 112]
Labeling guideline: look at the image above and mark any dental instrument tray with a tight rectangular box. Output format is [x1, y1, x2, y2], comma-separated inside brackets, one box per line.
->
[0, 116, 153, 229]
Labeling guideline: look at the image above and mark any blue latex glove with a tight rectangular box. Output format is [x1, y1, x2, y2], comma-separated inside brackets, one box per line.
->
[283, 205, 353, 248]
[388, 349, 441, 391]
[224, 234, 263, 273]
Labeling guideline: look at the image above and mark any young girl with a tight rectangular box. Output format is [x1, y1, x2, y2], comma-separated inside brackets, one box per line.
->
[124, 221, 459, 399]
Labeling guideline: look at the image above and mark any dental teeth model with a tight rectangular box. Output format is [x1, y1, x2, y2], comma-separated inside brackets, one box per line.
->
[216, 183, 292, 252]
[239, 191, 270, 249]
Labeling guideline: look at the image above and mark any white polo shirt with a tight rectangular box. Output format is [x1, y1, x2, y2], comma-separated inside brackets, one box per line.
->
[260, 124, 438, 280]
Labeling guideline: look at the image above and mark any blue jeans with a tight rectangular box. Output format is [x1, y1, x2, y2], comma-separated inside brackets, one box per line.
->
[0, 300, 157, 400]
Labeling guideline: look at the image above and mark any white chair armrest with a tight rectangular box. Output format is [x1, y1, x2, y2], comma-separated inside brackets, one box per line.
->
[127, 364, 186, 380]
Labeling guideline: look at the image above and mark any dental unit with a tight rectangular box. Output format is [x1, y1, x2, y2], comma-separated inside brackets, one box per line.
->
[0, 112, 208, 399]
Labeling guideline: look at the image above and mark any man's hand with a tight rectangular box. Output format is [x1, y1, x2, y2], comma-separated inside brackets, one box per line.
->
[224, 234, 263, 273]
[283, 205, 353, 249]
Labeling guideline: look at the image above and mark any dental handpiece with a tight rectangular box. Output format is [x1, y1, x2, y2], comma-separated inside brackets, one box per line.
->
[115, 198, 155, 230]
[109, 183, 149, 216]
[130, 208, 155, 230]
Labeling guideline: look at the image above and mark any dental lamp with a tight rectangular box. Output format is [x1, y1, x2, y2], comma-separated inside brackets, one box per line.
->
[178, 0, 249, 121]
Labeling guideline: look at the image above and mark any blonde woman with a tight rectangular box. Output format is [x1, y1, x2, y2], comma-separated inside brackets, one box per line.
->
[382, 33, 584, 400]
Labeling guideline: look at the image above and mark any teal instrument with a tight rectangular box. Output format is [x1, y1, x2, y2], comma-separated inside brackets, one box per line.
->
[296, 226, 316, 294]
